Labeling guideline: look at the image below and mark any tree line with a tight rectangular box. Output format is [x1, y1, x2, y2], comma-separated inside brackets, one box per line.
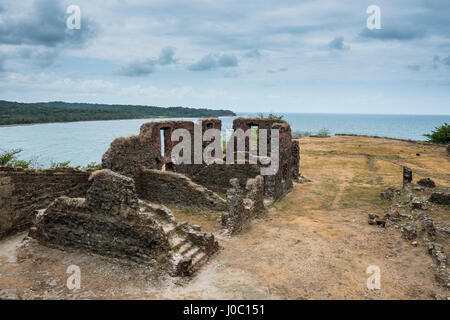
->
[0, 100, 236, 125]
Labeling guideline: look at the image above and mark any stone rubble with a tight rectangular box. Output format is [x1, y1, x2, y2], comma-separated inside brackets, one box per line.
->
[370, 166, 450, 289]
[380, 187, 401, 201]
[402, 166, 413, 188]
[417, 178, 436, 188]
[410, 196, 428, 210]
[429, 192, 450, 206]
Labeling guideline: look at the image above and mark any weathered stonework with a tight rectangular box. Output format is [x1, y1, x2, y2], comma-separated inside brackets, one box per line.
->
[417, 178, 436, 188]
[102, 118, 222, 178]
[245, 175, 265, 215]
[222, 179, 245, 234]
[177, 163, 261, 195]
[102, 117, 300, 204]
[232, 117, 297, 200]
[136, 169, 227, 211]
[291, 140, 300, 181]
[0, 167, 92, 239]
[30, 170, 219, 275]
[403, 166, 412, 188]
[222, 176, 265, 235]
[30, 170, 170, 263]
[429, 192, 450, 205]
[102, 134, 162, 179]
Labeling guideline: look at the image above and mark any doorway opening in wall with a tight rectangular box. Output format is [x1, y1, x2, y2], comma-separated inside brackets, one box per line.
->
[250, 125, 259, 151]
[160, 128, 170, 156]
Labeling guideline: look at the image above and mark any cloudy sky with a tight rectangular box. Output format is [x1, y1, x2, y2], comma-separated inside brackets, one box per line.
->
[0, 0, 449, 114]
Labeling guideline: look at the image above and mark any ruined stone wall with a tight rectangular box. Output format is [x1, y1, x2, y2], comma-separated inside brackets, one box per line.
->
[291, 140, 300, 180]
[102, 118, 222, 178]
[176, 163, 261, 195]
[178, 118, 299, 199]
[0, 167, 92, 239]
[31, 169, 220, 275]
[222, 176, 265, 234]
[232, 118, 296, 199]
[30, 170, 171, 264]
[102, 117, 300, 205]
[136, 169, 227, 211]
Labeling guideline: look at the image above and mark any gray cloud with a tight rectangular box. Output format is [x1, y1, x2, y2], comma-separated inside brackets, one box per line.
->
[218, 54, 238, 67]
[188, 54, 217, 71]
[0, 54, 5, 72]
[359, 26, 424, 41]
[433, 55, 440, 69]
[120, 60, 156, 76]
[328, 37, 349, 50]
[119, 47, 177, 76]
[266, 67, 288, 74]
[17, 47, 61, 68]
[0, 0, 97, 47]
[441, 56, 450, 66]
[407, 64, 421, 71]
[158, 46, 176, 65]
[244, 49, 262, 59]
[432, 55, 450, 68]
[188, 53, 238, 71]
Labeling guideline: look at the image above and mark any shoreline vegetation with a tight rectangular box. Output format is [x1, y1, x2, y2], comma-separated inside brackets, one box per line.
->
[0, 100, 236, 126]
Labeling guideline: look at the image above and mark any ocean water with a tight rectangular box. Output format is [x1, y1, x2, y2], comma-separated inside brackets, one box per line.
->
[1, 113, 449, 167]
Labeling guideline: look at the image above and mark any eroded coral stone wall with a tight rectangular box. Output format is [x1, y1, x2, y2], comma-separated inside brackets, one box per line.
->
[136, 169, 227, 211]
[232, 118, 296, 199]
[102, 117, 300, 204]
[0, 167, 92, 239]
[30, 170, 171, 263]
[176, 163, 261, 195]
[222, 176, 265, 234]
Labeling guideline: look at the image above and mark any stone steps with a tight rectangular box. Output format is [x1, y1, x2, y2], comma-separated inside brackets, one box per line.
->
[162, 224, 177, 236]
[170, 243, 209, 276]
[169, 236, 188, 249]
[167, 230, 211, 276]
[190, 252, 208, 272]
[178, 242, 192, 255]
[139, 200, 218, 276]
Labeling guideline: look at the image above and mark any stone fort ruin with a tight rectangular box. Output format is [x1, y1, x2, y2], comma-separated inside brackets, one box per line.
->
[0, 117, 300, 276]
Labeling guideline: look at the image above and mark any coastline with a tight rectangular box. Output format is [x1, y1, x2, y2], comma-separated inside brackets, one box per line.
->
[0, 115, 235, 128]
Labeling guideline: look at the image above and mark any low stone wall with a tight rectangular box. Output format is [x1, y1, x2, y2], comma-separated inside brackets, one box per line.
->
[136, 169, 227, 211]
[0, 167, 92, 239]
[177, 163, 261, 195]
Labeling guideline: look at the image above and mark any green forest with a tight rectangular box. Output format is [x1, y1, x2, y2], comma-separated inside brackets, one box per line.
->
[0, 100, 236, 125]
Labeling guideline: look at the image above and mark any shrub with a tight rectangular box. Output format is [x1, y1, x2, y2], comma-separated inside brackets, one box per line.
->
[256, 112, 284, 120]
[423, 123, 450, 144]
[0, 149, 23, 166]
[0, 149, 36, 168]
[50, 160, 71, 168]
[317, 128, 331, 137]
[292, 131, 312, 138]
[12, 160, 32, 168]
[267, 113, 284, 120]
[85, 162, 102, 169]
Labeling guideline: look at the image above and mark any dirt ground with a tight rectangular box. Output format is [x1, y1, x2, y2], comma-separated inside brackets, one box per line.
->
[1, 136, 449, 300]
